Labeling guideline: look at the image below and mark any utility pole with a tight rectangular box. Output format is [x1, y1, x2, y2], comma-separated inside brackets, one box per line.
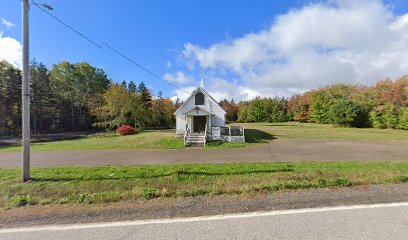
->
[22, 0, 30, 182]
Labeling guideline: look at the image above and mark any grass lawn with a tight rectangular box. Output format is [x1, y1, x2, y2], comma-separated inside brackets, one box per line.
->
[1, 162, 407, 208]
[207, 122, 408, 148]
[0, 130, 184, 153]
[0, 123, 407, 152]
[236, 122, 408, 142]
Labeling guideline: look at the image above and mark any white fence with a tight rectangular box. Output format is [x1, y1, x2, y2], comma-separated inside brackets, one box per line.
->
[211, 126, 245, 142]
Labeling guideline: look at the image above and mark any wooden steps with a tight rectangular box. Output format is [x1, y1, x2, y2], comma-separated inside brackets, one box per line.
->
[185, 133, 206, 147]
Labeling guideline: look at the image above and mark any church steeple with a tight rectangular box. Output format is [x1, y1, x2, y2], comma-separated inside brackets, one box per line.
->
[200, 78, 204, 88]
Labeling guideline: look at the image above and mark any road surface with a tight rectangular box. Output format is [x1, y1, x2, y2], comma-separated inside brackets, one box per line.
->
[1, 202, 407, 240]
[0, 138, 407, 167]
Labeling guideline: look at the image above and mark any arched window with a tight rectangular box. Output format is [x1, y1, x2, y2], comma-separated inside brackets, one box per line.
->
[195, 92, 204, 105]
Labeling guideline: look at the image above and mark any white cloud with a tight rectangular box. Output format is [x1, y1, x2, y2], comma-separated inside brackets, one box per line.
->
[181, 0, 408, 98]
[166, 60, 172, 68]
[163, 71, 195, 85]
[170, 77, 259, 102]
[0, 32, 22, 67]
[201, 78, 258, 101]
[1, 18, 15, 28]
[172, 86, 197, 101]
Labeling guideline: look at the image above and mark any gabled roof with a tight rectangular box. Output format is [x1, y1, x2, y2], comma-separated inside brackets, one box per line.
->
[174, 87, 226, 115]
[182, 105, 214, 115]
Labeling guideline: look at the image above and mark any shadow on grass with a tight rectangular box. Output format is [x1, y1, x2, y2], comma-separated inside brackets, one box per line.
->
[30, 167, 294, 182]
[263, 123, 301, 127]
[206, 129, 276, 148]
[244, 129, 277, 143]
[31, 135, 84, 144]
[0, 135, 86, 149]
[0, 141, 20, 150]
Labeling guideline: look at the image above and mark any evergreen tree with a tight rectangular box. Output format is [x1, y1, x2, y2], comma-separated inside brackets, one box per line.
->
[50, 61, 110, 131]
[0, 61, 22, 135]
[138, 81, 153, 109]
[30, 60, 56, 133]
[121, 80, 127, 89]
[128, 80, 137, 93]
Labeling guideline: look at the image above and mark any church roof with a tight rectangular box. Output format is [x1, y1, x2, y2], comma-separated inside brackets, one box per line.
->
[174, 86, 226, 115]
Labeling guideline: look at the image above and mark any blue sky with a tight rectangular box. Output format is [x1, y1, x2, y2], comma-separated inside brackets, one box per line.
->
[1, 0, 408, 101]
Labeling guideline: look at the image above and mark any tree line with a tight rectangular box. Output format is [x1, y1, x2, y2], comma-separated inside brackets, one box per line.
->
[2, 58, 407, 136]
[0, 60, 178, 136]
[219, 76, 408, 129]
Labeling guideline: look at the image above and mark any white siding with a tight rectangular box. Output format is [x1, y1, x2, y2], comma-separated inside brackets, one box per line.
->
[175, 87, 225, 135]
[209, 100, 225, 127]
[175, 114, 186, 135]
[211, 114, 225, 127]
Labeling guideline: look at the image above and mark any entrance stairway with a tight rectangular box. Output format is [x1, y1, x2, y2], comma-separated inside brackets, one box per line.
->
[185, 132, 206, 147]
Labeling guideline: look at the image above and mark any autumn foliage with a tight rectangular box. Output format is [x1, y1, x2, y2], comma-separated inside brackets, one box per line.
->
[286, 76, 408, 129]
[116, 125, 136, 135]
[229, 75, 408, 129]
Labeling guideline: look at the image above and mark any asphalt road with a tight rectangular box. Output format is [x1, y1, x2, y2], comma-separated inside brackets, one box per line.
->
[0, 139, 407, 167]
[1, 203, 407, 240]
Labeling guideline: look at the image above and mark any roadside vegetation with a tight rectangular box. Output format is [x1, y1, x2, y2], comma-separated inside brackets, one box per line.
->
[1, 162, 408, 208]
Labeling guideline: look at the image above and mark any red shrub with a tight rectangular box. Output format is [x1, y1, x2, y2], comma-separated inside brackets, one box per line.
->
[116, 125, 136, 135]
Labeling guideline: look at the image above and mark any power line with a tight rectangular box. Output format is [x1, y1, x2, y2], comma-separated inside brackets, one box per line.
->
[31, 1, 190, 94]
[103, 44, 190, 94]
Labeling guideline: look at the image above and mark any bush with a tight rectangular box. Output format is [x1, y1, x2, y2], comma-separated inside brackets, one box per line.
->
[142, 188, 157, 200]
[247, 97, 288, 123]
[398, 107, 408, 130]
[310, 90, 333, 123]
[116, 125, 136, 135]
[11, 195, 33, 207]
[77, 193, 92, 204]
[327, 99, 369, 127]
[370, 104, 399, 129]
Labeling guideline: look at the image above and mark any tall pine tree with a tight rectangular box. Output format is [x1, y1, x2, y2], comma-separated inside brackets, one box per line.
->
[128, 80, 137, 93]
[138, 81, 152, 109]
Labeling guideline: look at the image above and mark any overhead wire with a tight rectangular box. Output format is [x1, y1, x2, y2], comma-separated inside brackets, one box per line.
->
[31, 1, 190, 94]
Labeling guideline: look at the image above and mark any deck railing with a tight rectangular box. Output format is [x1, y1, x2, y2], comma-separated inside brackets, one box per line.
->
[213, 125, 245, 142]
[184, 124, 190, 145]
[204, 124, 208, 146]
[219, 126, 244, 136]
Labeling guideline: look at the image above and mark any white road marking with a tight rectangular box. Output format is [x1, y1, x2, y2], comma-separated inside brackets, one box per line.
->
[1, 202, 408, 233]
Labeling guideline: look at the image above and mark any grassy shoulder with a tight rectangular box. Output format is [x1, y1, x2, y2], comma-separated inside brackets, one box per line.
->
[1, 162, 408, 208]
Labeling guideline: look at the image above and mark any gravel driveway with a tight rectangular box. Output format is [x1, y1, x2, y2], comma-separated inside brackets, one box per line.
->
[0, 139, 407, 168]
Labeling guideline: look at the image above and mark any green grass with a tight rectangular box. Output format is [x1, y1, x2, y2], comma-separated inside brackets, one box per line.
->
[1, 162, 408, 208]
[1, 123, 407, 152]
[234, 122, 408, 142]
[0, 130, 184, 153]
[207, 122, 408, 148]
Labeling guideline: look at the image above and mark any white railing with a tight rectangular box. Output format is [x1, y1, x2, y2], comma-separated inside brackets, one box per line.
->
[213, 126, 245, 142]
[184, 124, 190, 145]
[204, 124, 208, 146]
[242, 126, 245, 142]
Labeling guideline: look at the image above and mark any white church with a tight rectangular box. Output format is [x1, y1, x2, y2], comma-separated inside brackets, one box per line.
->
[174, 81, 245, 146]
